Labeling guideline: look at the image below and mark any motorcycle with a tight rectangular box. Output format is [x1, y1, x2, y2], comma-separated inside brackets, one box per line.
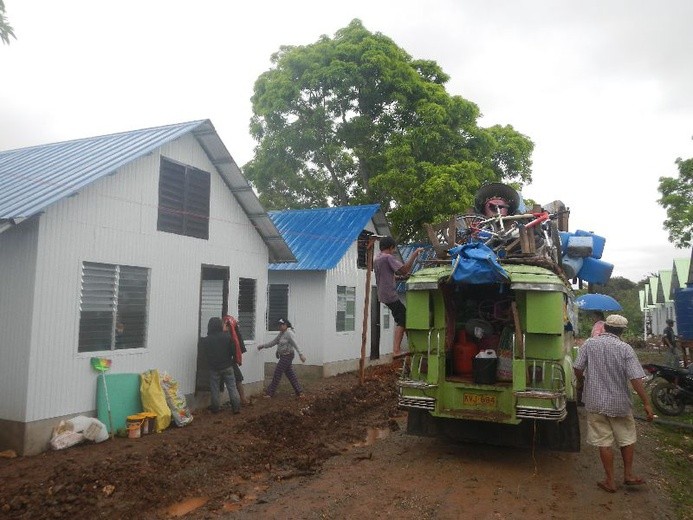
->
[642, 363, 693, 416]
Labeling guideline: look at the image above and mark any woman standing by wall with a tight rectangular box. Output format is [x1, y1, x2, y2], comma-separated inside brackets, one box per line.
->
[257, 318, 306, 399]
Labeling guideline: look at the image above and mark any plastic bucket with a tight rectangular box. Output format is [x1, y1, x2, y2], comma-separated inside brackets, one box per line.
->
[126, 415, 143, 439]
[141, 412, 157, 435]
[578, 257, 614, 285]
[575, 230, 606, 259]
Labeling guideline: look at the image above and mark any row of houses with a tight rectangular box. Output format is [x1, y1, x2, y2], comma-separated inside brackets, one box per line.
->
[640, 255, 691, 338]
[0, 120, 400, 455]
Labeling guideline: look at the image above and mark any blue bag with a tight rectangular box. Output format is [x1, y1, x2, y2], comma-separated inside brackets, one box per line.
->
[449, 243, 509, 284]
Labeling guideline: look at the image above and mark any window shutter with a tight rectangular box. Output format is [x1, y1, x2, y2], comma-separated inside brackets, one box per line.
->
[237, 278, 256, 340]
[185, 168, 210, 239]
[78, 263, 117, 352]
[157, 160, 186, 234]
[267, 284, 289, 331]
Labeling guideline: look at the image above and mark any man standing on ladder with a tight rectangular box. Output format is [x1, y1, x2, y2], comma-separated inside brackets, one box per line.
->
[374, 237, 423, 357]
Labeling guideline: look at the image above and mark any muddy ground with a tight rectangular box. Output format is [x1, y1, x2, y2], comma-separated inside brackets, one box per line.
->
[0, 362, 685, 519]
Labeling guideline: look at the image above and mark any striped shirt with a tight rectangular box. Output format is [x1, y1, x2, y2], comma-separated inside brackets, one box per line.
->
[573, 333, 645, 417]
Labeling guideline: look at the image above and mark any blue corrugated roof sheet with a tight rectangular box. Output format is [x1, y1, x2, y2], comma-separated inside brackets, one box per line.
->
[0, 121, 204, 220]
[269, 205, 386, 270]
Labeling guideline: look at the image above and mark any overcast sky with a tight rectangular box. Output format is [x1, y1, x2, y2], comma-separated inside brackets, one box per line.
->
[2, 0, 691, 282]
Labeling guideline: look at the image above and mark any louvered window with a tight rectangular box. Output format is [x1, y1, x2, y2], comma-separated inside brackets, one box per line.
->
[237, 278, 256, 340]
[267, 284, 289, 331]
[78, 262, 149, 352]
[336, 285, 356, 332]
[157, 157, 211, 239]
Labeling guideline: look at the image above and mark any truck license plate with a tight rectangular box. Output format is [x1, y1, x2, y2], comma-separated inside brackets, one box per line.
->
[463, 393, 497, 407]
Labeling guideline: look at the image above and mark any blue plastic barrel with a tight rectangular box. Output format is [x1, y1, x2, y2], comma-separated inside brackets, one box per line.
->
[674, 285, 693, 340]
[578, 257, 614, 285]
[575, 230, 606, 259]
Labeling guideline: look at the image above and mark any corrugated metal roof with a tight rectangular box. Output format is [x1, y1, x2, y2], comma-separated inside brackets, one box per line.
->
[0, 120, 295, 263]
[268, 205, 391, 270]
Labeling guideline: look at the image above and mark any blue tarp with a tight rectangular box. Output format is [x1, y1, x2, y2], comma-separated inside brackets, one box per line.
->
[449, 242, 509, 284]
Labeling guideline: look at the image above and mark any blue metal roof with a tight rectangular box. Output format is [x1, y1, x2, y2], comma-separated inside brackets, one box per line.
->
[0, 121, 204, 221]
[269, 205, 391, 270]
[0, 120, 295, 262]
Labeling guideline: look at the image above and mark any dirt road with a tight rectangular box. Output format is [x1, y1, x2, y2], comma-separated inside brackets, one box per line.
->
[0, 363, 677, 519]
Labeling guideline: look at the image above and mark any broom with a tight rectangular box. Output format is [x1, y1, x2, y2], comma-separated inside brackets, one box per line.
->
[90, 357, 114, 438]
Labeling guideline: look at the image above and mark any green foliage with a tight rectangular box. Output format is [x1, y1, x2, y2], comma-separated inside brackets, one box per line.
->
[658, 152, 693, 248]
[244, 19, 534, 240]
[0, 0, 15, 45]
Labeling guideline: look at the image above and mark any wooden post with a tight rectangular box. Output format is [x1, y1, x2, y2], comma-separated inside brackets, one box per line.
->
[359, 237, 376, 384]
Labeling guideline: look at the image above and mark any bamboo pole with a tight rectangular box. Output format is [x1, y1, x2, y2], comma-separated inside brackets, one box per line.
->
[359, 237, 376, 384]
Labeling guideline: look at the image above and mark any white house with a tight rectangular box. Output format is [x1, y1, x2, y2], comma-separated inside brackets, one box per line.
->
[261, 206, 396, 377]
[0, 120, 295, 455]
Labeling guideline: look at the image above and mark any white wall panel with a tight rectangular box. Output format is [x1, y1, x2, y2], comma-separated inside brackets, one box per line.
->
[24, 134, 270, 421]
[0, 219, 38, 421]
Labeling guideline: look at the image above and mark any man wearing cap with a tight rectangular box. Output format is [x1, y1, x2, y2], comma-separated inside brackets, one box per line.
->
[573, 314, 654, 493]
[662, 319, 680, 368]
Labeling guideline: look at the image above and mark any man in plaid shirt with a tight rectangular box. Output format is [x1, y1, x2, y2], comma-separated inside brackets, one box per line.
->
[574, 314, 654, 493]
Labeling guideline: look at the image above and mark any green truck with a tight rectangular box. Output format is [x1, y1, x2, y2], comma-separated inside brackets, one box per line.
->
[398, 258, 581, 452]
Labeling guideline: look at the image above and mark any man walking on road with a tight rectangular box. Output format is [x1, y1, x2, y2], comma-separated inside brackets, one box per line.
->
[573, 314, 654, 494]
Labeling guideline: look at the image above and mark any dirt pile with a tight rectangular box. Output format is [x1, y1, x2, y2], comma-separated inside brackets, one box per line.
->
[0, 364, 401, 519]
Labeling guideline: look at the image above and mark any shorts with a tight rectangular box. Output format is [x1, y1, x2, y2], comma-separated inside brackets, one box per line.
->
[385, 300, 406, 327]
[586, 413, 636, 448]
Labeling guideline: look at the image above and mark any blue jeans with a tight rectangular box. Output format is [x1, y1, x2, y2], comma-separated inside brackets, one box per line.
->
[209, 366, 241, 413]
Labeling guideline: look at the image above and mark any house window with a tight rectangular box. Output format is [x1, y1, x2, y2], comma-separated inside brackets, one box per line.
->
[157, 157, 211, 239]
[78, 262, 149, 352]
[267, 284, 289, 331]
[237, 278, 256, 340]
[336, 285, 356, 332]
[357, 230, 374, 269]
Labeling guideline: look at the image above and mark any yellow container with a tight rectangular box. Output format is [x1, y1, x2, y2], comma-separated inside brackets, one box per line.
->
[126, 414, 144, 439]
[140, 412, 157, 435]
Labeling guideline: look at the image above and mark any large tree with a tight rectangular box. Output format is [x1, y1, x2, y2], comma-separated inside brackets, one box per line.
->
[0, 0, 15, 45]
[244, 19, 533, 240]
[658, 150, 693, 248]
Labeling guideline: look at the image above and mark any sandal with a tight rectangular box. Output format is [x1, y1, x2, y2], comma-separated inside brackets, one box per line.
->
[597, 482, 617, 493]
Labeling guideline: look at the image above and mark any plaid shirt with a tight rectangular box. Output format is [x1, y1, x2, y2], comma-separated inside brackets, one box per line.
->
[574, 333, 645, 417]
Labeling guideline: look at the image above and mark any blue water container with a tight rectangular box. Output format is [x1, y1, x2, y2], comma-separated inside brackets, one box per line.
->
[566, 235, 593, 257]
[561, 255, 584, 279]
[674, 285, 693, 340]
[575, 230, 606, 259]
[578, 257, 614, 285]
[559, 232, 572, 255]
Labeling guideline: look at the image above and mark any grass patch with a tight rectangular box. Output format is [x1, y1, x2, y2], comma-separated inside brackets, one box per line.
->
[634, 348, 693, 520]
